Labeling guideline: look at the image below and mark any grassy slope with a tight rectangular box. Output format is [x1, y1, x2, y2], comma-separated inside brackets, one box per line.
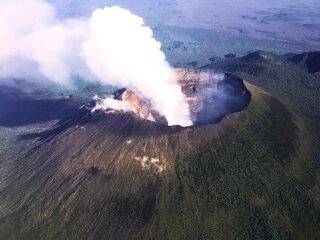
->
[148, 83, 318, 240]
[203, 53, 320, 239]
[0, 82, 318, 240]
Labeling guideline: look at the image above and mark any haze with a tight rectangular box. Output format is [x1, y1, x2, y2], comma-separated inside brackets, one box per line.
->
[48, 0, 320, 64]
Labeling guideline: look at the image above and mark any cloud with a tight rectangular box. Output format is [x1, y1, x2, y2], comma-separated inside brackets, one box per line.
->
[82, 6, 192, 126]
[0, 0, 91, 85]
[0, 1, 192, 126]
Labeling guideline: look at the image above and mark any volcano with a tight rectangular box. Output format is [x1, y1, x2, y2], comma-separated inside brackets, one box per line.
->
[32, 69, 251, 144]
[90, 69, 251, 128]
[0, 67, 316, 240]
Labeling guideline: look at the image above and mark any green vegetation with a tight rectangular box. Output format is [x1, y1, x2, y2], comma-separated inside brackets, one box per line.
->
[0, 52, 319, 239]
[1, 81, 318, 239]
[156, 84, 318, 239]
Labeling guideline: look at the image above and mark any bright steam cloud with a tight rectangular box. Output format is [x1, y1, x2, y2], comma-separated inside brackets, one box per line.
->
[82, 6, 192, 126]
[0, 0, 90, 85]
[0, 0, 192, 127]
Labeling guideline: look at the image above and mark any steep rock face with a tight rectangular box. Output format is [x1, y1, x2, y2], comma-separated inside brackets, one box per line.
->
[122, 89, 157, 122]
[112, 88, 167, 124]
[177, 69, 251, 125]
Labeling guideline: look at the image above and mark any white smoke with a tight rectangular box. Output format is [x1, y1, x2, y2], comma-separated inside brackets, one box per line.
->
[82, 6, 192, 126]
[0, 0, 91, 85]
[92, 97, 135, 113]
[0, 1, 192, 126]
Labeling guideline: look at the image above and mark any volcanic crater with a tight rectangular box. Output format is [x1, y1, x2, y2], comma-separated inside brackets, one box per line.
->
[1, 66, 310, 240]
[90, 68, 252, 132]
[22, 69, 252, 179]
[10, 68, 250, 184]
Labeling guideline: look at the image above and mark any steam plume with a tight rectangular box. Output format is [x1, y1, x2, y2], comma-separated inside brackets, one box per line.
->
[0, 0, 90, 85]
[0, 1, 192, 126]
[82, 6, 192, 126]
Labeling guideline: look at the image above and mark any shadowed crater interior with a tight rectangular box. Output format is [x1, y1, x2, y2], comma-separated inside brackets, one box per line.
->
[176, 69, 251, 126]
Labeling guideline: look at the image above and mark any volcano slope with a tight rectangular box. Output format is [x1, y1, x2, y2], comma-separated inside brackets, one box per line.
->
[0, 68, 319, 240]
